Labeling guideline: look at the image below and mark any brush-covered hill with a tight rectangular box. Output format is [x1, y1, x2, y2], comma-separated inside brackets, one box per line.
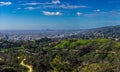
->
[77, 25, 120, 39]
[0, 38, 120, 72]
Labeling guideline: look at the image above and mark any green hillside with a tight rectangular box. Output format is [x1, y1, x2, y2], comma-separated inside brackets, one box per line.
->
[0, 38, 120, 72]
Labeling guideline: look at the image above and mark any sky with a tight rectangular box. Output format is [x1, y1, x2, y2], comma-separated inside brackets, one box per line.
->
[0, 0, 120, 30]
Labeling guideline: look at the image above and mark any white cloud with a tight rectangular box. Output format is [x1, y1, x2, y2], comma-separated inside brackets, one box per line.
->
[43, 11, 62, 16]
[60, 4, 88, 9]
[21, 2, 52, 5]
[20, 0, 60, 6]
[24, 7, 36, 10]
[77, 12, 83, 16]
[94, 9, 101, 12]
[17, 8, 21, 10]
[52, 0, 60, 4]
[0, 2, 12, 6]
[19, 1, 88, 9]
[24, 3, 42, 5]
[44, 4, 89, 9]
[84, 13, 99, 17]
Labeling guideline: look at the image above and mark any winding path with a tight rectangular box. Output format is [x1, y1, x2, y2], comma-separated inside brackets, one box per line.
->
[20, 58, 33, 72]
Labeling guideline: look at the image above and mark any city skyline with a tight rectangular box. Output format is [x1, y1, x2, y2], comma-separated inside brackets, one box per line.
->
[0, 0, 120, 30]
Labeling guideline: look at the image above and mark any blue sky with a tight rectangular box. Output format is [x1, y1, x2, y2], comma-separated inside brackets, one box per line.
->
[0, 0, 120, 30]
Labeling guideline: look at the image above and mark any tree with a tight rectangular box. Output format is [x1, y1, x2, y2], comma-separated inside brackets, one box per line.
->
[50, 55, 72, 72]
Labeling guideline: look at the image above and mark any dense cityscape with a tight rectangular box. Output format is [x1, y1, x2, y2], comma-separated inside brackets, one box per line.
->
[0, 30, 82, 41]
[1, 26, 120, 41]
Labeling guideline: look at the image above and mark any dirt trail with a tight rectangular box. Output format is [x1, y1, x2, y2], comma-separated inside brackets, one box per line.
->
[20, 58, 33, 72]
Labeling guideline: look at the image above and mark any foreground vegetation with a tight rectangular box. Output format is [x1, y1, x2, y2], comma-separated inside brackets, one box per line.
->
[0, 38, 120, 72]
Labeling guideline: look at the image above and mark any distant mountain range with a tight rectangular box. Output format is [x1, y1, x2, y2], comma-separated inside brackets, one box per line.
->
[82, 25, 120, 38]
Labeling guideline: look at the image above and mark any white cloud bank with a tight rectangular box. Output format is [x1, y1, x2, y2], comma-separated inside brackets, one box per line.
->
[43, 11, 62, 16]
[52, 0, 60, 4]
[60, 4, 88, 9]
[24, 7, 36, 10]
[20, 2, 52, 5]
[0, 2, 12, 6]
[20, 0, 61, 6]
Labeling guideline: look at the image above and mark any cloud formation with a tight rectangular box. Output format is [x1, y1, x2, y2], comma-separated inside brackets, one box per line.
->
[24, 7, 36, 10]
[17, 8, 21, 10]
[60, 4, 88, 9]
[43, 4, 89, 9]
[52, 0, 60, 4]
[0, 2, 12, 6]
[20, 2, 52, 5]
[43, 11, 62, 16]
[94, 9, 101, 12]
[77, 12, 83, 16]
[20, 0, 61, 6]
